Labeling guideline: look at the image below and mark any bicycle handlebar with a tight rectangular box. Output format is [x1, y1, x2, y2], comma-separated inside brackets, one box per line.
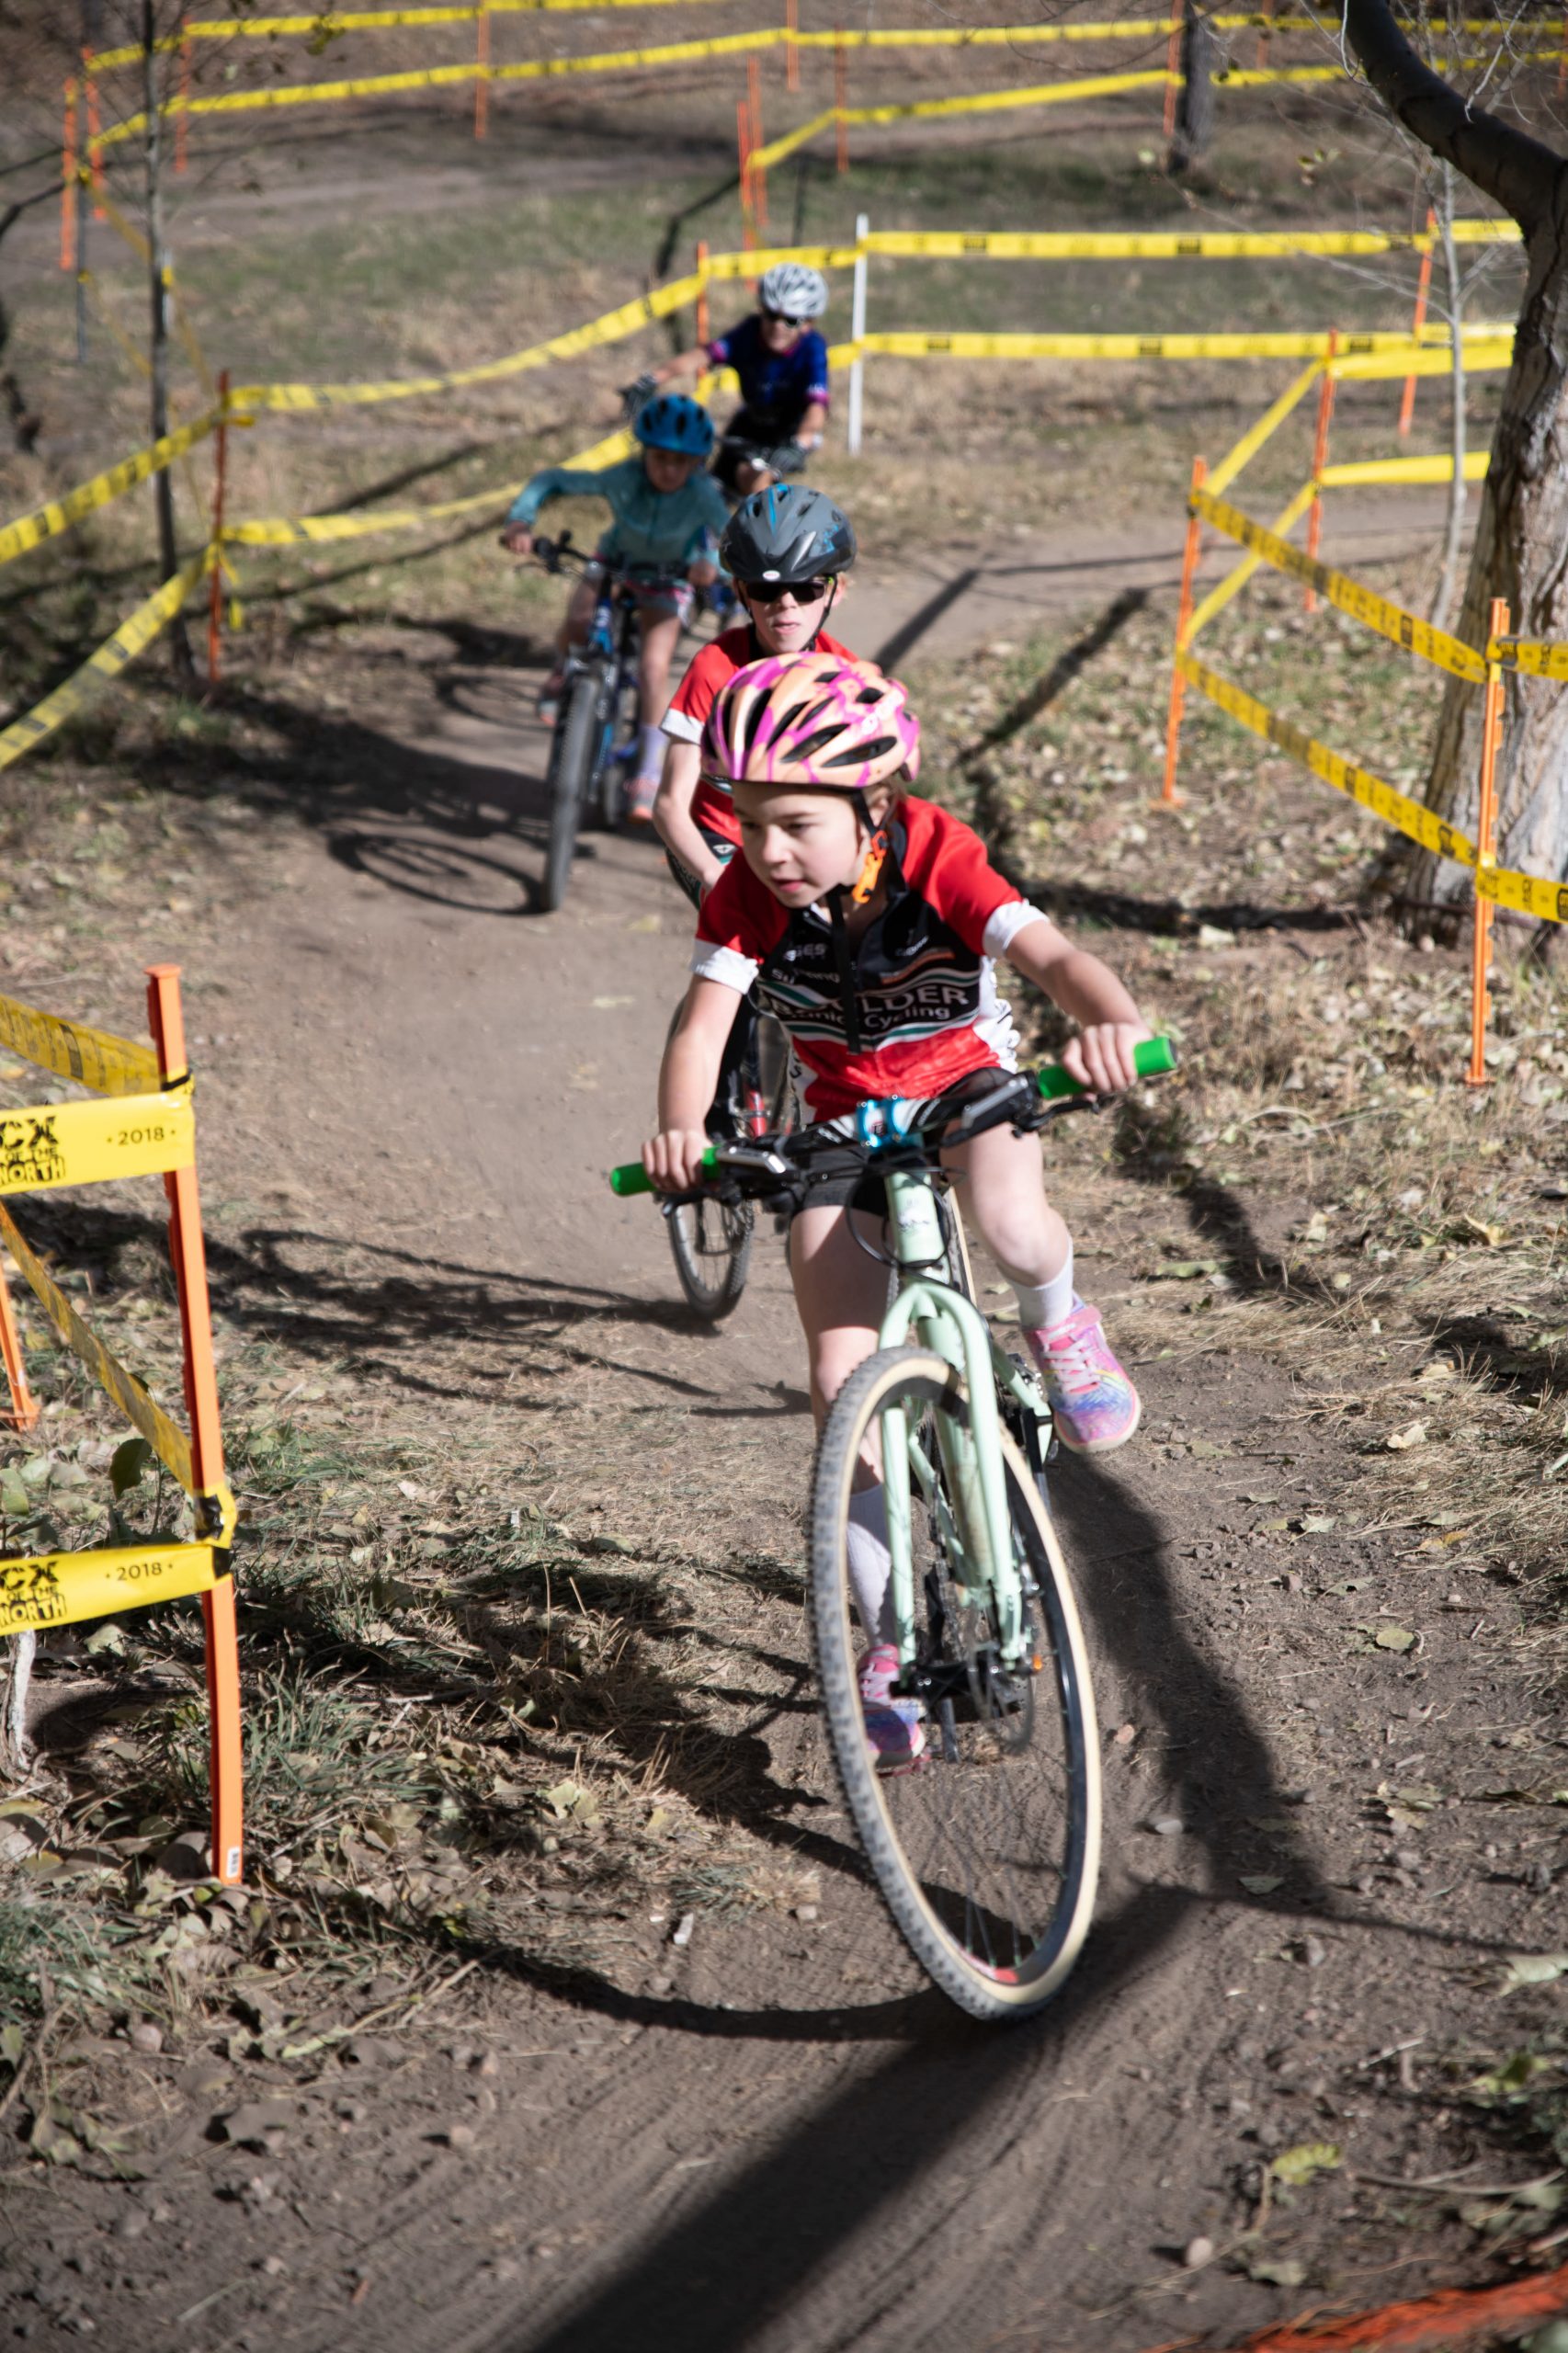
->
[608, 1036, 1176, 1198]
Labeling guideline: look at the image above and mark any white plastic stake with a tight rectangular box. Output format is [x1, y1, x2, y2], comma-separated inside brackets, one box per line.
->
[847, 211, 869, 457]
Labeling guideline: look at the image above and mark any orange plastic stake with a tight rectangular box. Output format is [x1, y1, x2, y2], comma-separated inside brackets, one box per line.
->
[208, 369, 229, 682]
[786, 0, 799, 93]
[748, 56, 767, 234]
[1191, 2254, 1568, 2352]
[1467, 597, 1508, 1088]
[145, 964, 243, 1888]
[1163, 11, 1180, 140]
[1399, 209, 1436, 436]
[1255, 0, 1273, 70]
[61, 77, 78, 274]
[475, 0, 490, 139]
[176, 21, 191, 175]
[1161, 453, 1206, 809]
[738, 97, 756, 254]
[835, 32, 848, 173]
[84, 52, 105, 221]
[1304, 330, 1337, 612]
[695, 238, 710, 346]
[0, 1257, 40, 1434]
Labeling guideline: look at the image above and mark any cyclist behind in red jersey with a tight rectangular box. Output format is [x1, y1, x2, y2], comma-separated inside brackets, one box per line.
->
[653, 483, 858, 903]
[625, 264, 830, 499]
[641, 654, 1150, 1760]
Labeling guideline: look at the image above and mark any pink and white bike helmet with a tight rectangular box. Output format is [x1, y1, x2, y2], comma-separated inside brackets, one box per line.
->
[702, 652, 921, 792]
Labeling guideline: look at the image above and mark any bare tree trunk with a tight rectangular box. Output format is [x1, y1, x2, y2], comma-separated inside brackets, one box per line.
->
[1168, 0, 1217, 176]
[142, 0, 194, 682]
[1428, 165, 1467, 636]
[1343, 0, 1568, 927]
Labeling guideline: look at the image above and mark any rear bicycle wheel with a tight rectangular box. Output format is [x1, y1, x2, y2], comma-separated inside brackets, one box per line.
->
[809, 1344, 1100, 2022]
[543, 670, 601, 911]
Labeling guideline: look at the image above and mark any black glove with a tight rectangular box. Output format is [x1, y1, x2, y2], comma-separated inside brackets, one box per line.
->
[768, 438, 810, 477]
[619, 371, 660, 421]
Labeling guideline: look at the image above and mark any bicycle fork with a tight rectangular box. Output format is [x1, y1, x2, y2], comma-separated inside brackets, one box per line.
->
[877, 1168, 1035, 1673]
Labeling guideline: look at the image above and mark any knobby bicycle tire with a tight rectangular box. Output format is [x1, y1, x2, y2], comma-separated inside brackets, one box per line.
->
[661, 1003, 754, 1320]
[809, 1344, 1101, 2023]
[543, 670, 601, 911]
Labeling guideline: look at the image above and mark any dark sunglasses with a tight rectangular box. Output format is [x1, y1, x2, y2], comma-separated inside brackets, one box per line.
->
[744, 574, 833, 606]
[760, 307, 804, 325]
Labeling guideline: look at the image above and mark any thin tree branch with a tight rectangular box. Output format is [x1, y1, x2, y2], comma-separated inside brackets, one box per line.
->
[1341, 0, 1566, 233]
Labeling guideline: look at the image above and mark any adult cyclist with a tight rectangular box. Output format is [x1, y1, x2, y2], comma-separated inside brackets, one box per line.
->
[626, 263, 831, 501]
[653, 483, 859, 900]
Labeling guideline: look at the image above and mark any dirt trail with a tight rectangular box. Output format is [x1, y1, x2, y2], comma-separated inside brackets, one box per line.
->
[10, 504, 1531, 2351]
[72, 500, 1503, 2353]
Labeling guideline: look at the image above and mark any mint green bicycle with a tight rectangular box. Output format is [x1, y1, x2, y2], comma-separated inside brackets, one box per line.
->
[612, 1038, 1176, 2022]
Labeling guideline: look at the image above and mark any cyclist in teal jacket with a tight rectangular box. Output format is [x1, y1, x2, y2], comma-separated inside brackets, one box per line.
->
[502, 394, 729, 821]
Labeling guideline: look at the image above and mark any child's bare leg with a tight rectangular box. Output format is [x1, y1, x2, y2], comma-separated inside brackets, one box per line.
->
[945, 1118, 1140, 1454]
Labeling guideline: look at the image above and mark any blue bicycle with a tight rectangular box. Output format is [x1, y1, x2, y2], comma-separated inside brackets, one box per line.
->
[531, 533, 647, 913]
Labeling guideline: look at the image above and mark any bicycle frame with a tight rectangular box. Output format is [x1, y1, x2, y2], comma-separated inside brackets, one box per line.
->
[567, 575, 642, 779]
[877, 1164, 1051, 1678]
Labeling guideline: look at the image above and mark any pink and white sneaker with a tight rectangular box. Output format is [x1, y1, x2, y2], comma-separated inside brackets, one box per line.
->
[1024, 1298, 1141, 1454]
[858, 1643, 926, 1774]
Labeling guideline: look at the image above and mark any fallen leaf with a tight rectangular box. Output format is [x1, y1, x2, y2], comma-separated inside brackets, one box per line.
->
[110, 1437, 153, 1497]
[1374, 1623, 1417, 1653]
[1239, 1873, 1284, 1894]
[1385, 1421, 1429, 1451]
[1500, 1952, 1568, 1994]
[626, 914, 661, 934]
[1270, 2141, 1341, 2188]
[1249, 2257, 1308, 2289]
[1300, 1514, 1336, 1534]
[218, 2099, 294, 2147]
[590, 995, 635, 1009]
[1459, 1215, 1506, 1247]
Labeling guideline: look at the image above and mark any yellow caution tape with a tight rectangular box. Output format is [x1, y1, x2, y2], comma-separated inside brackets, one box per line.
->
[1206, 358, 1323, 496]
[859, 328, 1432, 360]
[0, 995, 159, 1097]
[1494, 637, 1568, 682]
[1318, 452, 1492, 487]
[1184, 481, 1316, 642]
[1192, 487, 1488, 682]
[231, 274, 699, 410]
[0, 415, 218, 573]
[1332, 337, 1513, 381]
[1176, 650, 1479, 867]
[1476, 860, 1568, 925]
[81, 7, 1543, 70]
[862, 225, 1518, 260]
[0, 1084, 195, 1199]
[0, 1540, 218, 1635]
[226, 479, 520, 548]
[704, 244, 858, 279]
[750, 71, 1169, 170]
[0, 549, 210, 770]
[0, 1201, 195, 1498]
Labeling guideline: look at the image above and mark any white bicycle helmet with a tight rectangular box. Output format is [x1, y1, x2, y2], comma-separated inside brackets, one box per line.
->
[759, 262, 829, 322]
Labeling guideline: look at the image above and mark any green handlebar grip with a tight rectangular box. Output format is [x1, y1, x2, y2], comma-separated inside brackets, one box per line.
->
[608, 1146, 718, 1197]
[1036, 1035, 1177, 1101]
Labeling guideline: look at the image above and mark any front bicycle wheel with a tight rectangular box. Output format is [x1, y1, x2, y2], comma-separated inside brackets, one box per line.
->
[664, 1194, 754, 1319]
[810, 1344, 1101, 2023]
[543, 671, 600, 911]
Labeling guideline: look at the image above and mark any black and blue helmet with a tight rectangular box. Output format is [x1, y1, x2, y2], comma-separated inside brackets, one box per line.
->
[634, 393, 716, 458]
[720, 483, 857, 585]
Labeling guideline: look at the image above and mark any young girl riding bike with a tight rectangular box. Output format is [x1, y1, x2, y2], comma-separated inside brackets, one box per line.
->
[629, 263, 831, 498]
[641, 654, 1153, 1768]
[500, 393, 730, 820]
[654, 482, 859, 899]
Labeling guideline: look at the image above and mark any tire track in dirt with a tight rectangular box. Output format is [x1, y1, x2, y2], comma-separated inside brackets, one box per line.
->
[168, 507, 1523, 2353]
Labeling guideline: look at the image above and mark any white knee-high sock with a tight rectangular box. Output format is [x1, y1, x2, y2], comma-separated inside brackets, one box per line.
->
[1014, 1245, 1074, 1335]
[846, 1483, 894, 1648]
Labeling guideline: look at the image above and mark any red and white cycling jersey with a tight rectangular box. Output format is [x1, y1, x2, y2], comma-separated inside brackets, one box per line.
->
[662, 622, 858, 853]
[691, 797, 1051, 1119]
